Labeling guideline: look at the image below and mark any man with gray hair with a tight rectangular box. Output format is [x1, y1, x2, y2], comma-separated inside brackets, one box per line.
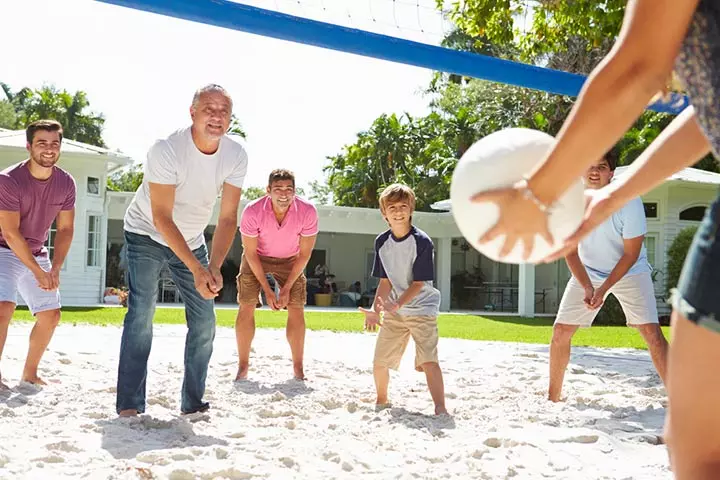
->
[116, 84, 248, 416]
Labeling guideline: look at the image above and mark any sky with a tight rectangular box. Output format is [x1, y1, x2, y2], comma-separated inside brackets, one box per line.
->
[0, 0, 446, 191]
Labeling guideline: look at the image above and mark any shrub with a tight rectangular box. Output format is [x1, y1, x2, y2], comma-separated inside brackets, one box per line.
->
[666, 226, 699, 297]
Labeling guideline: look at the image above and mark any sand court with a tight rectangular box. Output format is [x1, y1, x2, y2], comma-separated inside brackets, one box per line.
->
[0, 323, 670, 479]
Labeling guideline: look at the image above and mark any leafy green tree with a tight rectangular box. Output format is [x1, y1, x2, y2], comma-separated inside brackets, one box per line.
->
[441, 0, 625, 66]
[0, 100, 16, 129]
[107, 163, 144, 192]
[243, 186, 266, 200]
[2, 82, 107, 147]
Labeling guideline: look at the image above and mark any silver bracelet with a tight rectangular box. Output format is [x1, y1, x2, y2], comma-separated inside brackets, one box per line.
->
[518, 176, 552, 213]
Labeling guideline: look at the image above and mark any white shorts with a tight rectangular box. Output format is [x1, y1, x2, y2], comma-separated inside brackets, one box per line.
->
[0, 247, 61, 315]
[555, 273, 659, 327]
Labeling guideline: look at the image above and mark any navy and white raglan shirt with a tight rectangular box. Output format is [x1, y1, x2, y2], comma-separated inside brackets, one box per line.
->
[372, 226, 441, 317]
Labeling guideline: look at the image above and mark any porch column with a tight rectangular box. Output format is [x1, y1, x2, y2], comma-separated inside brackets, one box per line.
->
[436, 237, 452, 312]
[518, 263, 535, 318]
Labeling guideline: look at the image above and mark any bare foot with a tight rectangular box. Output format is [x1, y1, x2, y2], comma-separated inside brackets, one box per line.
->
[435, 405, 448, 415]
[118, 409, 138, 417]
[21, 374, 47, 386]
[235, 364, 249, 381]
[293, 365, 305, 381]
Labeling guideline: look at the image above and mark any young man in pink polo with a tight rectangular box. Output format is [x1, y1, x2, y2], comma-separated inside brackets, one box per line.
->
[235, 169, 319, 380]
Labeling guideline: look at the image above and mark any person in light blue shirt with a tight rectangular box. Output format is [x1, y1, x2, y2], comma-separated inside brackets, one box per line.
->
[548, 151, 669, 403]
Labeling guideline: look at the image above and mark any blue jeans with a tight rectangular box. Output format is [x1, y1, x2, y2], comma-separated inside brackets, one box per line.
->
[672, 195, 720, 333]
[116, 231, 216, 414]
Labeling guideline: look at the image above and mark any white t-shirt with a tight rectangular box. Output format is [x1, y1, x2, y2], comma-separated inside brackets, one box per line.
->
[578, 196, 652, 282]
[124, 127, 248, 250]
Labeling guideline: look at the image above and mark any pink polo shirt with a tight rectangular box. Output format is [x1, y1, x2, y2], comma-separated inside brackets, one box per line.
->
[240, 196, 319, 258]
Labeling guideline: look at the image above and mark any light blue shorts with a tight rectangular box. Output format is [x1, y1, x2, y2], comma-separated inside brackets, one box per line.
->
[0, 247, 61, 315]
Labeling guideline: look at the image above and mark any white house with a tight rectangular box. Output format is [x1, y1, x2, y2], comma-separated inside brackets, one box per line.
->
[0, 129, 132, 304]
[1, 129, 718, 317]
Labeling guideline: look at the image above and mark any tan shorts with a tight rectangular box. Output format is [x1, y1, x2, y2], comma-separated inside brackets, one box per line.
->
[236, 254, 307, 307]
[555, 273, 659, 327]
[373, 313, 439, 371]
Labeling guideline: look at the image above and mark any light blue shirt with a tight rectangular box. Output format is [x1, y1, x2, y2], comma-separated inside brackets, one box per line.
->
[577, 196, 652, 282]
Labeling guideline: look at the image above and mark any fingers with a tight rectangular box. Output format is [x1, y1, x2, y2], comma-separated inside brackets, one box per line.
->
[539, 224, 554, 249]
[478, 223, 503, 245]
[498, 233, 517, 258]
[521, 235, 534, 262]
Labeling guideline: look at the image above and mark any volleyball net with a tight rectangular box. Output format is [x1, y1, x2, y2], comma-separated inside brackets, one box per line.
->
[95, 0, 689, 115]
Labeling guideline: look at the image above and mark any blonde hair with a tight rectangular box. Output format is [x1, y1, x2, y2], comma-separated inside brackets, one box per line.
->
[378, 183, 416, 212]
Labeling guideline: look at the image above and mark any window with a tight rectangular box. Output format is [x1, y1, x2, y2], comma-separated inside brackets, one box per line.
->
[87, 215, 102, 267]
[46, 221, 57, 261]
[643, 202, 658, 219]
[87, 176, 100, 195]
[644, 235, 657, 271]
[679, 206, 706, 221]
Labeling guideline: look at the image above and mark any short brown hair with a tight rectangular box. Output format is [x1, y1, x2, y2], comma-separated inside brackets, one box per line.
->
[379, 183, 416, 212]
[604, 147, 619, 171]
[26, 119, 63, 144]
[268, 168, 295, 187]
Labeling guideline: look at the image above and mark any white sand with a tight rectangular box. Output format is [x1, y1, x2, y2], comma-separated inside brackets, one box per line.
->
[0, 323, 671, 480]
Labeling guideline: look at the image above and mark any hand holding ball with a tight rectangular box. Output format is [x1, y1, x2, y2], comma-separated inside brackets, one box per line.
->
[450, 128, 585, 264]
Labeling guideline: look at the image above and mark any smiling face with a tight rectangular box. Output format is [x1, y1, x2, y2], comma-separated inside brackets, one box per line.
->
[584, 158, 614, 189]
[267, 179, 295, 212]
[27, 129, 62, 168]
[189, 90, 232, 140]
[381, 200, 413, 230]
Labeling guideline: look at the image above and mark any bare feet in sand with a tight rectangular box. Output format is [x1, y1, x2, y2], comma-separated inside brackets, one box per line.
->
[235, 364, 249, 381]
[293, 364, 305, 381]
[118, 409, 138, 417]
[435, 405, 448, 415]
[21, 373, 47, 386]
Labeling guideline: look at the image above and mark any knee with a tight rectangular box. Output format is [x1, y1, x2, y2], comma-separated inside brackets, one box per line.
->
[638, 324, 667, 347]
[38, 309, 61, 327]
[551, 324, 576, 344]
[236, 306, 256, 324]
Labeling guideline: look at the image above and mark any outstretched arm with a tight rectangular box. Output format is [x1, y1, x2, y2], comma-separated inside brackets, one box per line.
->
[529, 0, 700, 206]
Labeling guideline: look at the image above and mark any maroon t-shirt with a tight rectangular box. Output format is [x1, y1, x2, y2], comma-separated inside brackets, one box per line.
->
[0, 160, 76, 256]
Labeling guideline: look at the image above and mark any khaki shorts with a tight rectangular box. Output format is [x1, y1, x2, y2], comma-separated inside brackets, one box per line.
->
[374, 313, 439, 371]
[236, 254, 307, 307]
[555, 273, 659, 327]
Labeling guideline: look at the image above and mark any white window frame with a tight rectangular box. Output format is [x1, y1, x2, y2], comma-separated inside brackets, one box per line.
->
[86, 213, 103, 269]
[87, 176, 101, 196]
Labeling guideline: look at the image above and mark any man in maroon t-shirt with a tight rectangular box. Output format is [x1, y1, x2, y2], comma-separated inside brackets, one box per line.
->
[0, 120, 76, 387]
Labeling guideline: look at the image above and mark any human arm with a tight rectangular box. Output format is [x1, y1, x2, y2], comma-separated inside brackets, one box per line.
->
[149, 183, 217, 299]
[278, 234, 316, 308]
[472, 0, 701, 257]
[590, 236, 645, 308]
[49, 208, 75, 284]
[564, 249, 595, 308]
[208, 183, 243, 290]
[241, 234, 278, 310]
[0, 211, 54, 290]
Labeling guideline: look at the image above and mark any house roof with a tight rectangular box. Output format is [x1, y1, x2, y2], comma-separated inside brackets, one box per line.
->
[430, 167, 720, 211]
[0, 129, 133, 172]
[615, 166, 720, 185]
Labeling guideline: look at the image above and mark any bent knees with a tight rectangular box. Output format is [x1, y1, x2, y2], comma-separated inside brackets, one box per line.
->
[551, 324, 578, 345]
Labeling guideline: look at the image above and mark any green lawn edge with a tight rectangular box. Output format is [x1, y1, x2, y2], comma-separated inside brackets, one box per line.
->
[11, 306, 670, 350]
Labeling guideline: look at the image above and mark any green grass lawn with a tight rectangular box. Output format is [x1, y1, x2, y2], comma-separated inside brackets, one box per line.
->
[11, 306, 670, 350]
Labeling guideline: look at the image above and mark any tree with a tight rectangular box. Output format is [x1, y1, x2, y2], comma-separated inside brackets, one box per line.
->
[0, 101, 15, 129]
[228, 114, 247, 139]
[441, 0, 625, 68]
[107, 163, 144, 192]
[2, 82, 107, 147]
[243, 186, 266, 200]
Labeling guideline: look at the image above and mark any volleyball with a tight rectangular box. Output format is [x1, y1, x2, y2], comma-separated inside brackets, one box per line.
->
[450, 128, 586, 264]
